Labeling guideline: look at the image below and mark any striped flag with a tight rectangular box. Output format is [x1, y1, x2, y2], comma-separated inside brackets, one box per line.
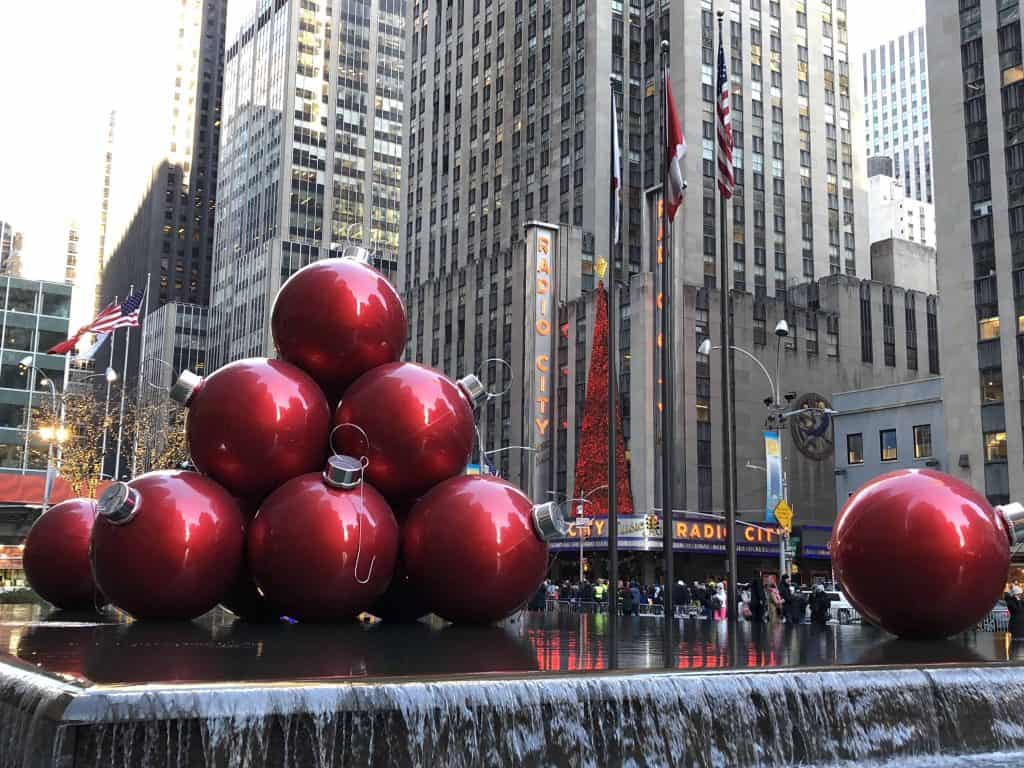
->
[47, 292, 145, 355]
[716, 36, 735, 199]
[664, 69, 687, 220]
[611, 86, 622, 244]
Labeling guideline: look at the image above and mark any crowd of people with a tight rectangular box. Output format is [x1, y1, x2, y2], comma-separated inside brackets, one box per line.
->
[529, 574, 836, 625]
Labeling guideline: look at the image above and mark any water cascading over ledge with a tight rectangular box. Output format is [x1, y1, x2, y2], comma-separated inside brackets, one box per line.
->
[5, 665, 1024, 767]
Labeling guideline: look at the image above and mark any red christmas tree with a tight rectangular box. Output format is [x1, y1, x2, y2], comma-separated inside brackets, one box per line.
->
[572, 281, 634, 518]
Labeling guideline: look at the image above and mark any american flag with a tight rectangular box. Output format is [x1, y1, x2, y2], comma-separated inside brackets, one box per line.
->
[47, 291, 145, 355]
[716, 37, 735, 200]
[90, 292, 145, 333]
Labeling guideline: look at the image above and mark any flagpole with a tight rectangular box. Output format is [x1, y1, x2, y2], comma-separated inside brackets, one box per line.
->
[130, 273, 151, 477]
[717, 10, 740, 623]
[607, 78, 619, 670]
[100, 300, 117, 480]
[659, 39, 676, 667]
[113, 285, 134, 480]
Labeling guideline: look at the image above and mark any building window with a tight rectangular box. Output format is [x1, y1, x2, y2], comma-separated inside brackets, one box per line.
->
[847, 433, 864, 465]
[984, 431, 1008, 462]
[981, 367, 1005, 403]
[978, 316, 1000, 340]
[880, 429, 898, 462]
[913, 424, 933, 459]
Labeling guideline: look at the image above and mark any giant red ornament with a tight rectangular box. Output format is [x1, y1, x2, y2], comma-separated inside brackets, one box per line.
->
[333, 362, 484, 502]
[92, 471, 246, 621]
[171, 358, 330, 501]
[248, 456, 399, 622]
[271, 256, 407, 402]
[23, 498, 100, 610]
[402, 475, 566, 624]
[831, 469, 1011, 639]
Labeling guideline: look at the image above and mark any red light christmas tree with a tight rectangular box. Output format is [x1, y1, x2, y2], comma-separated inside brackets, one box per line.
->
[572, 280, 633, 518]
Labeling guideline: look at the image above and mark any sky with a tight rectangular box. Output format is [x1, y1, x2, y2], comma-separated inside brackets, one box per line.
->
[0, 0, 924, 298]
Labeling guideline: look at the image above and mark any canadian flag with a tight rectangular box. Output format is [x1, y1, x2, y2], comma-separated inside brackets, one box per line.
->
[665, 70, 687, 221]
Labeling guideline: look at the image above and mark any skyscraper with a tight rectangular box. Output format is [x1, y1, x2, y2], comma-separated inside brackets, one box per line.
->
[99, 0, 227, 312]
[0, 223, 22, 278]
[928, 0, 1023, 504]
[94, 111, 116, 314]
[206, 0, 406, 368]
[64, 221, 79, 284]
[862, 26, 934, 204]
[399, 0, 868, 501]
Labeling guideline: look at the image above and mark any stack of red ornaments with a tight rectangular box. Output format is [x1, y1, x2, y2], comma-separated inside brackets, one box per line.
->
[23, 255, 565, 624]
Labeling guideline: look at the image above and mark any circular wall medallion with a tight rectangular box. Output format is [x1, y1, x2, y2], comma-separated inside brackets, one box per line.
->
[789, 393, 834, 461]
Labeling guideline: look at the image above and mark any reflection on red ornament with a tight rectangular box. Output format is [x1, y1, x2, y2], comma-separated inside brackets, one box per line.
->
[91, 471, 246, 621]
[403, 475, 564, 624]
[333, 362, 482, 502]
[831, 469, 1010, 639]
[248, 456, 399, 622]
[271, 257, 407, 402]
[171, 358, 331, 501]
[23, 498, 100, 610]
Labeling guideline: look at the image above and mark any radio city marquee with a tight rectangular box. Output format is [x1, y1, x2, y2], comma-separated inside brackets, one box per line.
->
[551, 515, 780, 557]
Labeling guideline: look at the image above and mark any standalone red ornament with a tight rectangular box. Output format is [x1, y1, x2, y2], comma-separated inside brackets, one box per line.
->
[831, 469, 1012, 639]
[402, 475, 567, 624]
[171, 358, 330, 501]
[272, 256, 407, 402]
[572, 281, 633, 517]
[23, 498, 100, 610]
[333, 362, 484, 502]
[92, 471, 246, 621]
[248, 456, 399, 622]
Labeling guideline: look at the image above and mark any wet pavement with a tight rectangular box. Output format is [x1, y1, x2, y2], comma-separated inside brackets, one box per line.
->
[1, 603, 1022, 688]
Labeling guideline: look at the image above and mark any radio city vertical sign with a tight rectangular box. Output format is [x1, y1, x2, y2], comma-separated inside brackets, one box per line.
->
[523, 222, 560, 500]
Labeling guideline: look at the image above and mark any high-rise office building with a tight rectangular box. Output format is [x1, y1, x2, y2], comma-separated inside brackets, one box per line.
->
[94, 111, 116, 314]
[399, 0, 868, 505]
[64, 221, 79, 285]
[99, 0, 227, 312]
[862, 26, 934, 204]
[206, 0, 406, 368]
[928, 0, 1022, 504]
[0, 223, 23, 278]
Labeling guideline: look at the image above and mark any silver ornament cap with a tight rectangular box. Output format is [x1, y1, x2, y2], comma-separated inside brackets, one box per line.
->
[343, 245, 372, 264]
[999, 502, 1024, 546]
[457, 373, 486, 409]
[97, 483, 141, 525]
[170, 370, 203, 406]
[323, 455, 364, 490]
[532, 501, 569, 542]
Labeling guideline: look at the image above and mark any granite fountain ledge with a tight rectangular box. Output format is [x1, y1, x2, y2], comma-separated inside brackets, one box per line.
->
[5, 659, 1024, 767]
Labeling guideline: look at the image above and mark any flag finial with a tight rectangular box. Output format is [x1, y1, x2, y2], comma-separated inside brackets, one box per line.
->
[595, 257, 608, 280]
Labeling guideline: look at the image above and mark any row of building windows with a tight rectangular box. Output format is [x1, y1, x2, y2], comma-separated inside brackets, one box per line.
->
[846, 424, 932, 465]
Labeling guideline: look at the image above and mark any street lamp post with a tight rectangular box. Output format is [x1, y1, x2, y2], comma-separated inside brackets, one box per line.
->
[20, 357, 63, 513]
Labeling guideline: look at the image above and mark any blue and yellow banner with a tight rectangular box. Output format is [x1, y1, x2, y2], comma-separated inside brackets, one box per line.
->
[764, 430, 783, 523]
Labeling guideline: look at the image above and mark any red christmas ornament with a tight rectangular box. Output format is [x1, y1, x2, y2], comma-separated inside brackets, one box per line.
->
[333, 362, 484, 502]
[92, 471, 246, 621]
[248, 456, 399, 622]
[831, 469, 1011, 639]
[23, 498, 101, 610]
[171, 358, 331, 501]
[402, 475, 567, 624]
[572, 282, 633, 517]
[272, 256, 407, 402]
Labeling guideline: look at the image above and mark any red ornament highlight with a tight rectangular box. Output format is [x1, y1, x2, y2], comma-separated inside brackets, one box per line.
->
[402, 475, 565, 624]
[23, 498, 100, 610]
[831, 469, 1010, 639]
[572, 281, 633, 517]
[172, 358, 331, 501]
[91, 471, 246, 621]
[247, 456, 399, 622]
[272, 257, 407, 403]
[333, 362, 482, 502]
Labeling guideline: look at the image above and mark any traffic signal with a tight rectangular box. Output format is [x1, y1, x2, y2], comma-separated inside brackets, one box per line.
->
[646, 514, 659, 532]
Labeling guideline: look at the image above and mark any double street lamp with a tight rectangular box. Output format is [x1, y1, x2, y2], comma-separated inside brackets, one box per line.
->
[697, 322, 838, 582]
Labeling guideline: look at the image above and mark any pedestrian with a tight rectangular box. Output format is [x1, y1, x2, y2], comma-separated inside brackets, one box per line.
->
[593, 580, 607, 610]
[529, 582, 547, 611]
[789, 589, 808, 624]
[809, 584, 832, 625]
[1006, 586, 1024, 639]
[629, 582, 642, 616]
[767, 581, 783, 621]
[672, 580, 690, 618]
[713, 583, 728, 621]
[750, 575, 767, 623]
[620, 582, 633, 616]
[779, 575, 794, 623]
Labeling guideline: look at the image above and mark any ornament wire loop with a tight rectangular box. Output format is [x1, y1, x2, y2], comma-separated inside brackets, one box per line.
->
[351, 446, 375, 585]
[330, 422, 371, 464]
[478, 358, 514, 401]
